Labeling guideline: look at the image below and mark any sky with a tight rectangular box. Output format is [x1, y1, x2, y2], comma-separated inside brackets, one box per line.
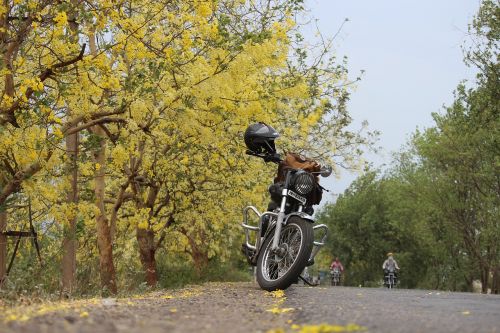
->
[302, 0, 482, 203]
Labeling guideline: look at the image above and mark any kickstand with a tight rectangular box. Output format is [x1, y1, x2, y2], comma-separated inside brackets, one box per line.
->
[299, 275, 319, 287]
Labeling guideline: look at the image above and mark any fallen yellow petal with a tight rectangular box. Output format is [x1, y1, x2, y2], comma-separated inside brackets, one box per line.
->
[266, 307, 295, 314]
[291, 323, 366, 333]
[269, 290, 286, 298]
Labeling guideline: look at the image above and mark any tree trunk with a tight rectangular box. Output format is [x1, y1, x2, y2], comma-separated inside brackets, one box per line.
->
[136, 228, 158, 287]
[93, 126, 117, 295]
[87, 30, 117, 295]
[491, 265, 500, 294]
[464, 274, 473, 292]
[0, 211, 7, 286]
[132, 181, 159, 287]
[96, 213, 117, 294]
[481, 266, 490, 294]
[61, 131, 78, 295]
[192, 249, 209, 278]
[187, 236, 209, 277]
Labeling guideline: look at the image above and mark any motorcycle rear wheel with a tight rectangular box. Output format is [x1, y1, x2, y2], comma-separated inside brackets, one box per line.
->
[256, 216, 313, 291]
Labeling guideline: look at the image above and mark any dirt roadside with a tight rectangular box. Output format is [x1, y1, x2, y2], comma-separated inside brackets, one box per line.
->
[0, 282, 293, 333]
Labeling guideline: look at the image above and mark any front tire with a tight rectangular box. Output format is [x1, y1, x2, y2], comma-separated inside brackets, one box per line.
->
[387, 275, 394, 289]
[256, 217, 313, 291]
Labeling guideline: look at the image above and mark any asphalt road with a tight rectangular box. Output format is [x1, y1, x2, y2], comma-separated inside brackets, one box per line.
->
[285, 285, 500, 333]
[0, 282, 499, 333]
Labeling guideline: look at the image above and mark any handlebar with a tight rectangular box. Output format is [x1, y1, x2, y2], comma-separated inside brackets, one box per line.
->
[246, 150, 282, 164]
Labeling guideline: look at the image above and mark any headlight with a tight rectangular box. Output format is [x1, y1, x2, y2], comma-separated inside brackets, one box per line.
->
[293, 172, 315, 195]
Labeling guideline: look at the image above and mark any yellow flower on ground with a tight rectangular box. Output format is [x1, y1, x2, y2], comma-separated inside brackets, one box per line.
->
[266, 307, 295, 314]
[291, 323, 366, 333]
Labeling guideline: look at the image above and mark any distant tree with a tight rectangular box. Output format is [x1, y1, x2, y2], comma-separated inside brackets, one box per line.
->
[316, 171, 427, 288]
[413, 0, 499, 293]
[318, 0, 499, 293]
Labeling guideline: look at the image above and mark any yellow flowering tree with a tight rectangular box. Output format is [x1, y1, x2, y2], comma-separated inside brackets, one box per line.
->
[0, 0, 374, 294]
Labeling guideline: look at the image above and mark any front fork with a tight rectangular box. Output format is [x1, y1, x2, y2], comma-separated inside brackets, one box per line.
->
[270, 190, 329, 264]
[271, 189, 288, 251]
[241, 193, 328, 265]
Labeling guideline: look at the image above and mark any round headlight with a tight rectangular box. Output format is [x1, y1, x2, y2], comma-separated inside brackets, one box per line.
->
[294, 172, 315, 195]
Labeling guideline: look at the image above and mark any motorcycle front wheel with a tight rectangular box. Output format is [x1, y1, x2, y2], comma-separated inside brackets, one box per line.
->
[256, 216, 313, 291]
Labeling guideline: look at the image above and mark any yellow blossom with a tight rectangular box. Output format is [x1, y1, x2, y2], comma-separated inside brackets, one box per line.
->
[53, 11, 68, 26]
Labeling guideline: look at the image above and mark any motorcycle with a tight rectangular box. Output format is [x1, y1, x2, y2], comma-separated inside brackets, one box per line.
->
[384, 268, 397, 289]
[241, 123, 331, 291]
[331, 267, 341, 286]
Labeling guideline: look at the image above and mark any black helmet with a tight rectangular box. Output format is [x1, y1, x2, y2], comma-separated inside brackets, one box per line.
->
[244, 122, 279, 154]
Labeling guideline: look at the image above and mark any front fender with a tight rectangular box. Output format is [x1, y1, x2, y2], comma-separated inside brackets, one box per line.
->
[261, 211, 315, 240]
[284, 212, 315, 224]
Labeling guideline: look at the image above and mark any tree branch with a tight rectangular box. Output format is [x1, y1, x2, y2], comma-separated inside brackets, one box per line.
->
[1, 44, 87, 127]
[64, 117, 126, 135]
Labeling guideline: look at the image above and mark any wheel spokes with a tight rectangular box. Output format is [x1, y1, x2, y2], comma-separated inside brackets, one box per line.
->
[262, 224, 303, 281]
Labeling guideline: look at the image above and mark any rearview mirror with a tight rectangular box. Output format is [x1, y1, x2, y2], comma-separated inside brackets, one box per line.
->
[320, 165, 332, 177]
